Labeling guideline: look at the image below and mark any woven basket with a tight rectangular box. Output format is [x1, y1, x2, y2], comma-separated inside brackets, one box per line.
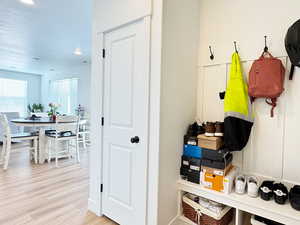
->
[182, 196, 233, 225]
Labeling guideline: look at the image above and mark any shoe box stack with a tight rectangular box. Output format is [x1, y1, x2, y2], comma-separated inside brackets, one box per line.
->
[180, 122, 205, 184]
[198, 122, 238, 194]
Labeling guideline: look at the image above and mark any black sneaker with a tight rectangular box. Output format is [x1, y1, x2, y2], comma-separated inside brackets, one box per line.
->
[273, 183, 288, 205]
[259, 180, 274, 201]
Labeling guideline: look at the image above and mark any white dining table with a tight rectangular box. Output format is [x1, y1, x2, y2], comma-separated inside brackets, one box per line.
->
[11, 118, 56, 164]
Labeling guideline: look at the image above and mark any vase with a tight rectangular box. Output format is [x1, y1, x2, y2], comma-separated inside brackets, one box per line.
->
[51, 114, 57, 121]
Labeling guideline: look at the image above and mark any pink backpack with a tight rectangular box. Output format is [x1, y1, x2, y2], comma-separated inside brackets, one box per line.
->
[248, 52, 285, 117]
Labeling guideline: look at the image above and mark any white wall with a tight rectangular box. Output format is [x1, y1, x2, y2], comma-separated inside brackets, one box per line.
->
[158, 0, 200, 224]
[0, 69, 41, 105]
[197, 0, 300, 184]
[93, 0, 151, 32]
[41, 65, 91, 113]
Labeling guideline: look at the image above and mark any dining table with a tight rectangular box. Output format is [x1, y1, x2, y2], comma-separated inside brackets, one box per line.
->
[11, 118, 57, 164]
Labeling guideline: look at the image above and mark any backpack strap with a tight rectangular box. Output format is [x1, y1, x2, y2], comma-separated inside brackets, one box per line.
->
[289, 64, 295, 80]
[265, 98, 277, 117]
[250, 96, 256, 103]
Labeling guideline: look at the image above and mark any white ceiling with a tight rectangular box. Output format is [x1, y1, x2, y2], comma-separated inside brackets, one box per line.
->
[0, 0, 92, 76]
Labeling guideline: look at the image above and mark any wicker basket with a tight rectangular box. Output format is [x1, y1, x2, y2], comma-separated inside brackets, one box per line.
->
[182, 195, 233, 225]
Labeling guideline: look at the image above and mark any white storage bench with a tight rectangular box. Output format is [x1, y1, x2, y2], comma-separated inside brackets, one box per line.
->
[177, 179, 300, 225]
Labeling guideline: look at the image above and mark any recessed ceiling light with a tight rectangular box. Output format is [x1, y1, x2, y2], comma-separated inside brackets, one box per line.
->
[20, 0, 35, 5]
[74, 48, 82, 56]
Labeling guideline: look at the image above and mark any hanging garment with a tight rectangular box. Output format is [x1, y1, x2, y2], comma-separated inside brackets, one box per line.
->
[224, 52, 254, 151]
[285, 19, 300, 80]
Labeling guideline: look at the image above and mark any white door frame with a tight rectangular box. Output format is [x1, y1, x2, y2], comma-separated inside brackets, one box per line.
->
[89, 15, 162, 225]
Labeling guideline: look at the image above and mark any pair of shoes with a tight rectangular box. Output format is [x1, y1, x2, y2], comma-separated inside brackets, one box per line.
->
[235, 175, 259, 198]
[187, 122, 205, 137]
[260, 181, 288, 204]
[205, 122, 224, 137]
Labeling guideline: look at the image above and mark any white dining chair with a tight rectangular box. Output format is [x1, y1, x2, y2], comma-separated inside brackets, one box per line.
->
[0, 114, 38, 170]
[45, 115, 80, 167]
[77, 119, 90, 149]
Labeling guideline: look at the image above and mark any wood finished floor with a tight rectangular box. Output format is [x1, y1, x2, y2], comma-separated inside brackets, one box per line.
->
[0, 143, 118, 225]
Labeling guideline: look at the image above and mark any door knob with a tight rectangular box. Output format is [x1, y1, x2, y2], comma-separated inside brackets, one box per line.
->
[130, 136, 140, 144]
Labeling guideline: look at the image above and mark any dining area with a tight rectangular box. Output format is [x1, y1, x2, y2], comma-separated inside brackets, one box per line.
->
[0, 109, 90, 170]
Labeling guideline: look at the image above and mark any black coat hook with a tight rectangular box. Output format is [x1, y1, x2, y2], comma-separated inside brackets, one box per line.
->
[209, 46, 214, 60]
[264, 35, 268, 52]
[234, 41, 238, 53]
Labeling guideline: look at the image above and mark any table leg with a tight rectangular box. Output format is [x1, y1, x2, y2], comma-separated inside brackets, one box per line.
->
[38, 128, 46, 164]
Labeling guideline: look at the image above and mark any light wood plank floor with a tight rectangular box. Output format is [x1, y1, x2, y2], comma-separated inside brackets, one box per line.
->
[0, 143, 118, 225]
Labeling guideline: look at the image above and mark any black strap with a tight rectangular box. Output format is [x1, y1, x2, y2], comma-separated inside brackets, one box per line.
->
[265, 98, 277, 117]
[289, 64, 295, 80]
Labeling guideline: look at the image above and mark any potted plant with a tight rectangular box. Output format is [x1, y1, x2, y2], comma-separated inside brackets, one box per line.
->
[48, 103, 61, 121]
[27, 103, 45, 113]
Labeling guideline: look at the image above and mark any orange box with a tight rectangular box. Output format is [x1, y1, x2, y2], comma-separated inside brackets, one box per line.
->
[202, 172, 224, 192]
[201, 166, 238, 194]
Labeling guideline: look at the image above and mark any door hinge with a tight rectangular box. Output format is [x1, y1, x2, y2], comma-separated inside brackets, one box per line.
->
[101, 117, 104, 126]
[102, 49, 106, 58]
[101, 184, 103, 193]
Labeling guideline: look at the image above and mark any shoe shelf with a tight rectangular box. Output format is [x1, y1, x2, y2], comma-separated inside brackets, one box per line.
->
[177, 179, 300, 225]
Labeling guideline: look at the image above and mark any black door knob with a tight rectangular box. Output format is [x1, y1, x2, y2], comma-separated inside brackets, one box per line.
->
[131, 136, 140, 144]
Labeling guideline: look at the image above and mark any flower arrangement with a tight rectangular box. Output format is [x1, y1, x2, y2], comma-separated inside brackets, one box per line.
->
[48, 103, 61, 117]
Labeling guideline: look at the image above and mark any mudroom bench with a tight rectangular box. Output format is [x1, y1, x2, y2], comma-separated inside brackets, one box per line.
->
[177, 179, 300, 225]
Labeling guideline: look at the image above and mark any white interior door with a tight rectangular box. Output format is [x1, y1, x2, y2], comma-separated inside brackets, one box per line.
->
[102, 18, 150, 225]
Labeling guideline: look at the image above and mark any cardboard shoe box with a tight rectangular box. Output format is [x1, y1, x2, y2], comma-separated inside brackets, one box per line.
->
[183, 144, 202, 159]
[180, 155, 201, 184]
[197, 134, 223, 150]
[200, 166, 239, 194]
[201, 153, 233, 170]
[201, 163, 232, 177]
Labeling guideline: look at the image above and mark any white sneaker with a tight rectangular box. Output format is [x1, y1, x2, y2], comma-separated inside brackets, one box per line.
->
[235, 175, 246, 194]
[247, 176, 259, 198]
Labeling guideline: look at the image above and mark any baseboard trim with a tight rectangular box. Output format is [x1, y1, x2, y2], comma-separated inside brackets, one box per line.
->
[88, 198, 101, 216]
[168, 215, 180, 225]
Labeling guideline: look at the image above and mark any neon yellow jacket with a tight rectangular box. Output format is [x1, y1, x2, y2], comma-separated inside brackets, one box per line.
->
[224, 52, 254, 151]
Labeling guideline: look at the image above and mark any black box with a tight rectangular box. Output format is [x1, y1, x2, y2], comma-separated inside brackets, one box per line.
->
[180, 155, 201, 184]
[202, 148, 229, 162]
[201, 153, 233, 170]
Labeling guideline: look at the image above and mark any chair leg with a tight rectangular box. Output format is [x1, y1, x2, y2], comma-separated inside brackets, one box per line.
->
[76, 137, 80, 163]
[55, 140, 58, 167]
[48, 140, 51, 163]
[82, 133, 87, 149]
[4, 141, 11, 170]
[67, 140, 71, 159]
[29, 140, 33, 161]
[34, 138, 38, 164]
[1, 139, 7, 164]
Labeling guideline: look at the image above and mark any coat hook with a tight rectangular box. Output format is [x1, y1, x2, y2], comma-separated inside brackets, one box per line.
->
[209, 46, 214, 60]
[264, 35, 268, 52]
[234, 41, 238, 53]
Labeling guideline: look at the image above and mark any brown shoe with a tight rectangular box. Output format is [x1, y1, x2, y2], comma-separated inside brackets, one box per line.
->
[205, 122, 216, 137]
[215, 122, 224, 137]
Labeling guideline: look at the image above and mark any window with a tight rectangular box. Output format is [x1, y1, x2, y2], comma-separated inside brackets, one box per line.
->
[0, 78, 28, 116]
[49, 78, 78, 115]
